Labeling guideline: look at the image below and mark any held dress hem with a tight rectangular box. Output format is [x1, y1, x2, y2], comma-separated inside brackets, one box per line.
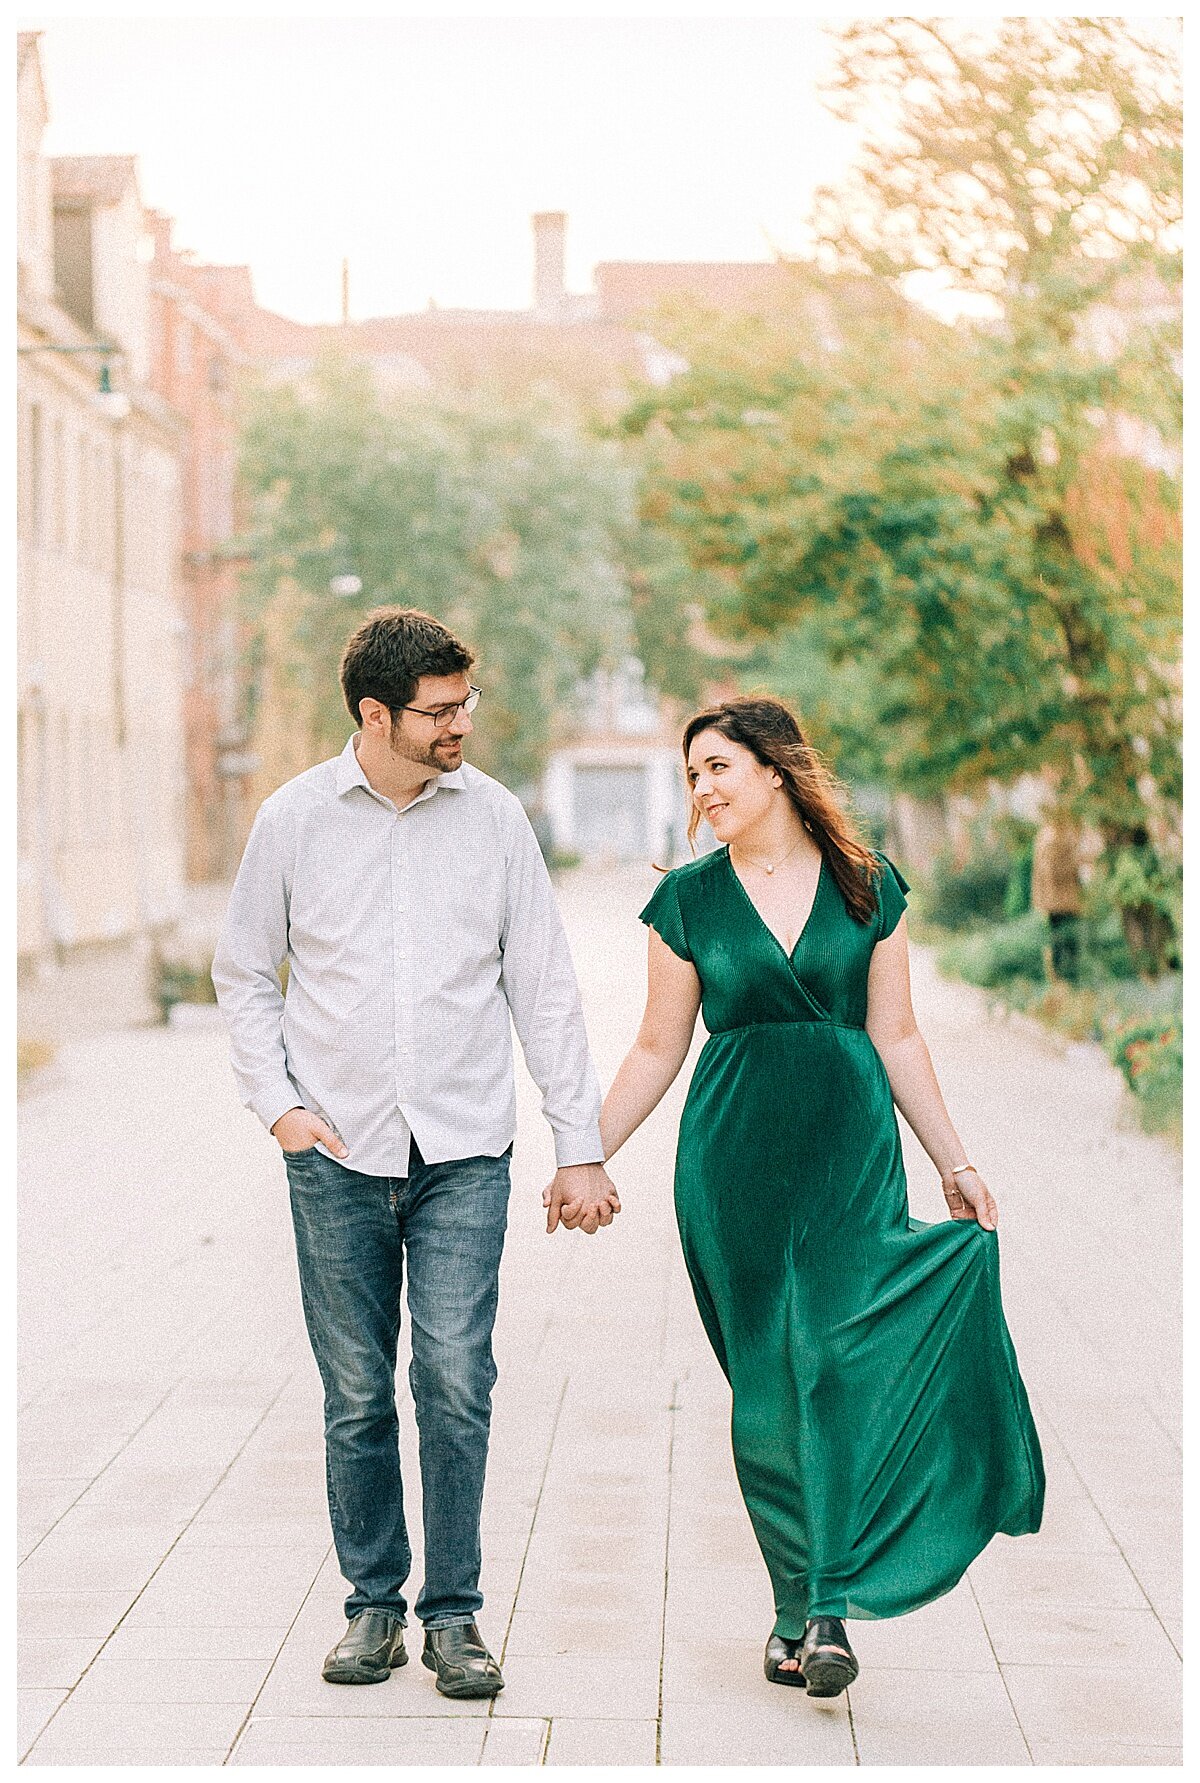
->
[641, 847, 1044, 1636]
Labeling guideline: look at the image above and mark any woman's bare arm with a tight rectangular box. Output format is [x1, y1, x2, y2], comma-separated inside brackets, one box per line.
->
[600, 929, 702, 1161]
[865, 916, 997, 1229]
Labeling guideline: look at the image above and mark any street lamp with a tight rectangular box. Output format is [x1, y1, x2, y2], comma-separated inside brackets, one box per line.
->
[94, 361, 131, 422]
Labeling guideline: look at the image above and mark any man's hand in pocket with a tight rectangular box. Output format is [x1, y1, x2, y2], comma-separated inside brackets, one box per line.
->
[271, 1108, 348, 1159]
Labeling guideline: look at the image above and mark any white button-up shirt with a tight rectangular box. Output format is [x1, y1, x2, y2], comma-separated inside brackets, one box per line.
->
[212, 735, 604, 1177]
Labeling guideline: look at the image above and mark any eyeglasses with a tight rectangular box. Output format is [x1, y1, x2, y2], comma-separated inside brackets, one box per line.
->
[399, 686, 482, 729]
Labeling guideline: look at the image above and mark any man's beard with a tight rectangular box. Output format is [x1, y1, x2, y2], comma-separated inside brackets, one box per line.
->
[388, 726, 464, 773]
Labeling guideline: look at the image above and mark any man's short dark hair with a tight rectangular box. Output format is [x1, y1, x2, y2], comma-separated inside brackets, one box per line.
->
[340, 607, 475, 728]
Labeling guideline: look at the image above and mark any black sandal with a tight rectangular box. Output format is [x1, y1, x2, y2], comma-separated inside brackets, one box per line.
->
[798, 1616, 858, 1697]
[764, 1632, 808, 1688]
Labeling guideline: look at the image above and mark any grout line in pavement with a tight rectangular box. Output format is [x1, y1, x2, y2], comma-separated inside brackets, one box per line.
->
[1012, 1252, 1181, 1459]
[18, 1227, 237, 1409]
[967, 1570, 1033, 1763]
[655, 1376, 678, 1768]
[21, 1368, 299, 1764]
[1138, 1393, 1183, 1457]
[1030, 1397, 1181, 1664]
[223, 1537, 336, 1765]
[19, 1369, 201, 1565]
[494, 1370, 571, 1724]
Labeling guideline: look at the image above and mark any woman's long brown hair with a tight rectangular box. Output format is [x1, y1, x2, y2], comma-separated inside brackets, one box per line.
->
[682, 696, 882, 924]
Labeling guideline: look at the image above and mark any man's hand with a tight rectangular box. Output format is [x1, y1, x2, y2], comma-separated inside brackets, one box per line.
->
[271, 1107, 349, 1160]
[542, 1163, 620, 1235]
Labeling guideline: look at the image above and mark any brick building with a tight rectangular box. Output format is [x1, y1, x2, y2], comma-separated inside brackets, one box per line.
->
[145, 214, 256, 881]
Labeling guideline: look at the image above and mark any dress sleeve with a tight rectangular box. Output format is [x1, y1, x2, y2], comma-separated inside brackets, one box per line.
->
[875, 854, 911, 940]
[639, 872, 693, 962]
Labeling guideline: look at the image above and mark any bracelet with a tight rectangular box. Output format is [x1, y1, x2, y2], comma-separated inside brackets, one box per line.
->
[949, 1163, 976, 1177]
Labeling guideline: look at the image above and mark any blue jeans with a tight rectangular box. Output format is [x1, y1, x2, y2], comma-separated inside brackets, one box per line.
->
[284, 1139, 511, 1628]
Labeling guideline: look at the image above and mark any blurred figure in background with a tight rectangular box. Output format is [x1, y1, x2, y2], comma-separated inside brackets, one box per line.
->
[1031, 810, 1083, 982]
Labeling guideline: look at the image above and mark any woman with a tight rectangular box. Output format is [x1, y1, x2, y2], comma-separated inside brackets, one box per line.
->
[599, 698, 1043, 1696]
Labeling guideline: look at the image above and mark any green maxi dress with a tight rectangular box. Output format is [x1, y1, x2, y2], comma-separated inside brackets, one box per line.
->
[641, 848, 1044, 1639]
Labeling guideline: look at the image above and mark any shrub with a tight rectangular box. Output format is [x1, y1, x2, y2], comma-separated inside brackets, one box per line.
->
[925, 849, 1013, 930]
[923, 817, 1037, 931]
[937, 910, 1048, 987]
[1002, 838, 1035, 919]
[1078, 908, 1137, 981]
[17, 1038, 56, 1081]
[1104, 1013, 1183, 1139]
[153, 956, 219, 1024]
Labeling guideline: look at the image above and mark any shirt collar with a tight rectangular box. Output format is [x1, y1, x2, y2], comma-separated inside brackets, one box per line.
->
[335, 734, 468, 804]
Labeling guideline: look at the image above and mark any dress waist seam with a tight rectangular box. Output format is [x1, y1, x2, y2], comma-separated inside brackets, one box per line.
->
[707, 1019, 865, 1037]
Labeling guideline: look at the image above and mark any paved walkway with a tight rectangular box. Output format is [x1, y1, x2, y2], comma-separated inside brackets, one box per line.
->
[18, 867, 1182, 1766]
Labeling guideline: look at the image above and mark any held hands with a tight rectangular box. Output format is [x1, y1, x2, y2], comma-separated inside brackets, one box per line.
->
[271, 1107, 349, 1160]
[542, 1162, 621, 1236]
[941, 1167, 997, 1231]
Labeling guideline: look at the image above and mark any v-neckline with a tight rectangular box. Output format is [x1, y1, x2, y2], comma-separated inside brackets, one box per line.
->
[725, 845, 825, 964]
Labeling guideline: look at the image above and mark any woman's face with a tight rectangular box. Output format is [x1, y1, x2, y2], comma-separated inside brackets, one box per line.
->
[686, 728, 782, 845]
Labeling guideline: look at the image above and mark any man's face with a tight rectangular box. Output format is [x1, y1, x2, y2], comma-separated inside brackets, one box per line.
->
[387, 672, 474, 773]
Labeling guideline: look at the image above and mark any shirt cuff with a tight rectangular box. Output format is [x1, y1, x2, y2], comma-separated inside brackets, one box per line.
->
[552, 1123, 606, 1169]
[250, 1084, 305, 1136]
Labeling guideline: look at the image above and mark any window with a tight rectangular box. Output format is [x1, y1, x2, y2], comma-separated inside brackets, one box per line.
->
[28, 402, 42, 543]
[76, 433, 89, 561]
[53, 415, 67, 549]
[56, 707, 71, 850]
[17, 707, 29, 856]
[94, 441, 108, 569]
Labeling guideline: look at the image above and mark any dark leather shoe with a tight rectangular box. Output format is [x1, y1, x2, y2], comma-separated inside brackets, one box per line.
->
[421, 1621, 504, 1698]
[322, 1609, 407, 1685]
[764, 1632, 808, 1688]
[799, 1616, 859, 1697]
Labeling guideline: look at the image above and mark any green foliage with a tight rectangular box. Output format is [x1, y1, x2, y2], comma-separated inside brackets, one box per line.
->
[154, 957, 219, 1023]
[917, 816, 1037, 931]
[814, 18, 1181, 316]
[621, 17, 1181, 969]
[1105, 844, 1183, 973]
[937, 911, 1049, 987]
[1104, 1009, 1182, 1137]
[738, 615, 893, 789]
[238, 356, 640, 788]
[1003, 842, 1034, 920]
[17, 1038, 56, 1082]
[998, 970, 1180, 1140]
[925, 851, 1014, 933]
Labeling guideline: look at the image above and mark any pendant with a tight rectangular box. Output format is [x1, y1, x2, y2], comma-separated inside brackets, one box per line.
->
[766, 864, 774, 874]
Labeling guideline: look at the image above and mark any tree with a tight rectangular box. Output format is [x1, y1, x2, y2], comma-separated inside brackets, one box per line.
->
[237, 355, 638, 791]
[812, 17, 1181, 325]
[623, 18, 1181, 968]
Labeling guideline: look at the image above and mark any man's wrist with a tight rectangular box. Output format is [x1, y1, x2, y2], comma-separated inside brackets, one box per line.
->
[552, 1123, 605, 1170]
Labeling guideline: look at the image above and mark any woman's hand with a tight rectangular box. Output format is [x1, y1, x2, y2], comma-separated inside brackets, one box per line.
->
[941, 1168, 997, 1231]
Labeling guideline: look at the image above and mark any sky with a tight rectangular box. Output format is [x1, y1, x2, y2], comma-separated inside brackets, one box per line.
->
[26, 16, 861, 325]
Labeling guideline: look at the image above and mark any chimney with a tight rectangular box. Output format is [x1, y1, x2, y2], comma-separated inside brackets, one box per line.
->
[532, 210, 566, 316]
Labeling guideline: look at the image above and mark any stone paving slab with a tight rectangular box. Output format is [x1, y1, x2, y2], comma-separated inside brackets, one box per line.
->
[17, 866, 1182, 1765]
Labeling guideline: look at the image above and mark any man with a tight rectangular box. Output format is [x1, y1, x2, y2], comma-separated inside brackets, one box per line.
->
[213, 607, 619, 1699]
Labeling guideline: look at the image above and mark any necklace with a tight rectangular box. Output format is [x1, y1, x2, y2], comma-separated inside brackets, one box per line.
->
[731, 833, 806, 876]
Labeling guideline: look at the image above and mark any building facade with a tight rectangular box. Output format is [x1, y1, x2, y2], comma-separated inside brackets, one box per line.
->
[17, 36, 188, 988]
[146, 213, 257, 882]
